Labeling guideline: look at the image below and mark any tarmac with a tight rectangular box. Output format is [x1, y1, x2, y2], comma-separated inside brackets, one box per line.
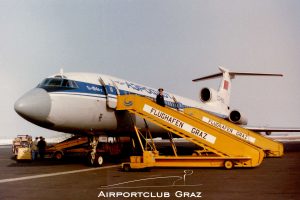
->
[0, 142, 300, 200]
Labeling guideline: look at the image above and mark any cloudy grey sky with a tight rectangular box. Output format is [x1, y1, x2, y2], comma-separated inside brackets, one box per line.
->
[0, 0, 299, 139]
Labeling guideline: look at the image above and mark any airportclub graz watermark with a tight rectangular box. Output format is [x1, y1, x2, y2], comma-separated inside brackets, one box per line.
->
[97, 170, 203, 199]
[97, 190, 202, 198]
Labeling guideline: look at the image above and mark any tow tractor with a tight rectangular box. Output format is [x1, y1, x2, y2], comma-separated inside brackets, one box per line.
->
[12, 135, 32, 161]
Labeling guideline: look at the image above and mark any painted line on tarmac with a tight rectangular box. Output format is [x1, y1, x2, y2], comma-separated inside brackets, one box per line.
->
[0, 165, 120, 184]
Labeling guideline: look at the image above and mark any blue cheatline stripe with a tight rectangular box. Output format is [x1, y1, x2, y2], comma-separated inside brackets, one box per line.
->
[46, 80, 228, 118]
[51, 92, 107, 99]
[51, 90, 228, 118]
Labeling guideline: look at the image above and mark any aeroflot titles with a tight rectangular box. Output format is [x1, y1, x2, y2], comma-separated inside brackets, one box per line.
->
[124, 81, 172, 99]
[143, 104, 216, 144]
[86, 80, 173, 99]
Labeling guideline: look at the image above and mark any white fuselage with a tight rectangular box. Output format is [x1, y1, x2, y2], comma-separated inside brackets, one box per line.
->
[15, 72, 229, 136]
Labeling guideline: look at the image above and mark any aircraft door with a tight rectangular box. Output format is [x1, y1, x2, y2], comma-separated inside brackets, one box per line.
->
[99, 77, 119, 109]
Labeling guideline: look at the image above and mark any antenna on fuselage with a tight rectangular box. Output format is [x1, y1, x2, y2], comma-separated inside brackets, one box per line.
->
[60, 68, 64, 77]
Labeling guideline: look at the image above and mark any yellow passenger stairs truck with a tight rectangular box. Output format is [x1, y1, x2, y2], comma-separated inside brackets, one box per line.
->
[116, 95, 265, 170]
[183, 108, 283, 157]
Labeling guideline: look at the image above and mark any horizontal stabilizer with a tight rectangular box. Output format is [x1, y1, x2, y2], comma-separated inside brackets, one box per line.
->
[193, 67, 283, 82]
[192, 73, 223, 82]
[229, 72, 283, 78]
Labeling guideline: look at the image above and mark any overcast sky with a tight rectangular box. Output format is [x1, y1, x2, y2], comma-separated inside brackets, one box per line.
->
[0, 0, 299, 139]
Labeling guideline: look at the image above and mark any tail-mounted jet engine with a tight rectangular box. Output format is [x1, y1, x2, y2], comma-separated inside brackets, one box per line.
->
[229, 110, 248, 125]
[199, 88, 218, 103]
[200, 88, 248, 125]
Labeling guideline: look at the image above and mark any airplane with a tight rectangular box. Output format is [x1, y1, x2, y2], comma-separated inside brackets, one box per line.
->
[14, 67, 300, 165]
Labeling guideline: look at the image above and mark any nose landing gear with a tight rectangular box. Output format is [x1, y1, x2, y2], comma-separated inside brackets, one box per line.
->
[88, 136, 104, 167]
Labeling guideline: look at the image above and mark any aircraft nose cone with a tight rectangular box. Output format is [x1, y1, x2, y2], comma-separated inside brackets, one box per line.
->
[14, 88, 51, 123]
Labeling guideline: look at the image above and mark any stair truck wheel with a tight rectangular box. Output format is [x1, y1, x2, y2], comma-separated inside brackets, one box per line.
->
[192, 152, 199, 157]
[54, 151, 63, 160]
[123, 164, 131, 172]
[224, 160, 234, 169]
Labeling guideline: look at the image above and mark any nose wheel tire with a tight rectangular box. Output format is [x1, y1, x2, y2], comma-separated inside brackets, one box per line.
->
[95, 154, 104, 166]
[88, 153, 104, 167]
[87, 153, 94, 166]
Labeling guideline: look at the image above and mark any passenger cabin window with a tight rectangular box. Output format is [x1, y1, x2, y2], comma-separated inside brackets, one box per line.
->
[38, 78, 78, 89]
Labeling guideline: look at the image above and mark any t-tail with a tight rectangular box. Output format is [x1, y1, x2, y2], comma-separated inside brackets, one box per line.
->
[192, 66, 283, 125]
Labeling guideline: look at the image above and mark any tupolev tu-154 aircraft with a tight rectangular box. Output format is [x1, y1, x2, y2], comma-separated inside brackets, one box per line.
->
[14, 67, 300, 164]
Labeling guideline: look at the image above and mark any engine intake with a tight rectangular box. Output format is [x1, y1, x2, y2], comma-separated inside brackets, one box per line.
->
[200, 88, 217, 103]
[229, 110, 248, 125]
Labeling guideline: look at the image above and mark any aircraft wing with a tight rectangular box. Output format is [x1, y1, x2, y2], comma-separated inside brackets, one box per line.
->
[243, 126, 300, 135]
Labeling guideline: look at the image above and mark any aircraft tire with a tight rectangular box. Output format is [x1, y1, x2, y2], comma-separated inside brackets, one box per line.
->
[87, 152, 95, 166]
[94, 154, 104, 167]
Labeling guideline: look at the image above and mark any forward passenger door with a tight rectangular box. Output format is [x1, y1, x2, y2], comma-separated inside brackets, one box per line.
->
[99, 77, 119, 109]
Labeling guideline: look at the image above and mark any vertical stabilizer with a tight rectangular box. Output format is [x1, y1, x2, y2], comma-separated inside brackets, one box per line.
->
[217, 67, 231, 108]
[192, 66, 282, 112]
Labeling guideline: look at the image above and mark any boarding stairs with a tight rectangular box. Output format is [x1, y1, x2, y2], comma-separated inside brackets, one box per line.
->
[116, 95, 265, 170]
[183, 108, 284, 157]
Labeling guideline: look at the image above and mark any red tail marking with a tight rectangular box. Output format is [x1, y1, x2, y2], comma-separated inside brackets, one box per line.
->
[223, 80, 229, 90]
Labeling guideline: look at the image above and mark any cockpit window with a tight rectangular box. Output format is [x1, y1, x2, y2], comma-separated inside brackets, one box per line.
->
[48, 78, 62, 87]
[62, 79, 70, 87]
[38, 78, 78, 89]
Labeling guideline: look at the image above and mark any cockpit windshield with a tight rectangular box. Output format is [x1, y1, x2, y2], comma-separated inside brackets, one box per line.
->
[38, 78, 78, 89]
